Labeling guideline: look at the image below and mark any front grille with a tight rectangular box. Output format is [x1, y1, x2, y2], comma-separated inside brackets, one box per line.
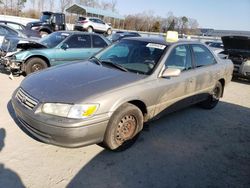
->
[16, 88, 38, 110]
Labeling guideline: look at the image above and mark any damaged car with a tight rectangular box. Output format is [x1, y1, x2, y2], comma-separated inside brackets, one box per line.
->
[1, 31, 110, 75]
[221, 35, 250, 80]
[11, 37, 233, 151]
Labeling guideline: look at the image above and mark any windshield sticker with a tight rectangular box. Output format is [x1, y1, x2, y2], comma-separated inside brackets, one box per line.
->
[61, 33, 70, 36]
[146, 43, 166, 50]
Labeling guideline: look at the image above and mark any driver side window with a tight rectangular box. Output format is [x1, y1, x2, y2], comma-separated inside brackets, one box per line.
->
[165, 45, 192, 71]
[65, 34, 91, 48]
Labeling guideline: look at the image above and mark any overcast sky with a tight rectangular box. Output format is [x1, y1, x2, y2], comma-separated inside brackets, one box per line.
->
[115, 0, 250, 31]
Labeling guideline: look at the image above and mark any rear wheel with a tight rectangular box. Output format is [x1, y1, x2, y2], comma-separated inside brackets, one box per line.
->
[25, 58, 48, 75]
[199, 81, 223, 109]
[107, 28, 112, 35]
[102, 103, 143, 151]
[87, 26, 93, 33]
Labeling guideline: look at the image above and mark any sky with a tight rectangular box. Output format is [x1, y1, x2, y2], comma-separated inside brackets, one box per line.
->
[115, 0, 250, 31]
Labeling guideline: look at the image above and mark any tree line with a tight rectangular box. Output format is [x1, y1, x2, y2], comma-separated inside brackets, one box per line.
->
[0, 0, 200, 34]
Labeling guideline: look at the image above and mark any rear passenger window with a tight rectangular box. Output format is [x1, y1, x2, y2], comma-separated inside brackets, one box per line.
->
[66, 34, 91, 48]
[191, 44, 216, 67]
[92, 35, 107, 48]
[165, 45, 192, 71]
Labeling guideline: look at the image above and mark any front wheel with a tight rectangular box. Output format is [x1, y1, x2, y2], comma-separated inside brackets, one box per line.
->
[102, 103, 143, 151]
[25, 58, 48, 75]
[199, 81, 223, 109]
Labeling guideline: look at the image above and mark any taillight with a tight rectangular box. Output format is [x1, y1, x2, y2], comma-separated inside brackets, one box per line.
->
[80, 20, 88, 24]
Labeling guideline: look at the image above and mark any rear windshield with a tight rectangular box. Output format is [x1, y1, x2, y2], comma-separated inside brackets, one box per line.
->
[78, 17, 86, 21]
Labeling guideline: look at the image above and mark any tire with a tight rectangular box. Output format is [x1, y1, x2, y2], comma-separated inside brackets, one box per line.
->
[25, 58, 48, 75]
[102, 103, 143, 151]
[87, 26, 93, 33]
[199, 81, 223, 109]
[107, 28, 112, 35]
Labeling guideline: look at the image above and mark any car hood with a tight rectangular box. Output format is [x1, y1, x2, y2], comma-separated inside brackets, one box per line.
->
[222, 36, 250, 53]
[27, 21, 43, 27]
[16, 40, 47, 51]
[20, 61, 146, 104]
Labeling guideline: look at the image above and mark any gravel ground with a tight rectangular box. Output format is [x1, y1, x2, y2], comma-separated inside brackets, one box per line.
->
[0, 68, 250, 188]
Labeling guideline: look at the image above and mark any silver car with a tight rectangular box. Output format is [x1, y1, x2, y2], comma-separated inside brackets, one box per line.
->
[11, 37, 233, 151]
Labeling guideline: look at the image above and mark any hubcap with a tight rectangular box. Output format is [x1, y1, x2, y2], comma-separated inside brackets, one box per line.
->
[212, 86, 220, 101]
[32, 64, 42, 72]
[115, 115, 137, 145]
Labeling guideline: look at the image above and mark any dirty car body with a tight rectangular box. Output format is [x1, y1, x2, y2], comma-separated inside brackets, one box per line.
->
[11, 37, 233, 150]
[1, 31, 110, 75]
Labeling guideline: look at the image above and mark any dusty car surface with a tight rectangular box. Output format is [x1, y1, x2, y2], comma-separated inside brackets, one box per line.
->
[221, 35, 250, 80]
[1, 31, 110, 75]
[11, 37, 233, 151]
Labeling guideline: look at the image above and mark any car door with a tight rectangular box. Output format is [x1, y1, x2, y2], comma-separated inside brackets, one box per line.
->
[92, 35, 108, 52]
[95, 19, 106, 32]
[89, 18, 99, 31]
[153, 44, 196, 116]
[189, 44, 218, 101]
[52, 34, 96, 66]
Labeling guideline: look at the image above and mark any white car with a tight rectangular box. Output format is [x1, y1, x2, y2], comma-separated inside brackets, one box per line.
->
[74, 17, 112, 35]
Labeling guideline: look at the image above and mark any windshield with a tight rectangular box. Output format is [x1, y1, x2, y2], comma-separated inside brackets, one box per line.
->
[40, 14, 51, 22]
[39, 32, 70, 48]
[94, 40, 166, 75]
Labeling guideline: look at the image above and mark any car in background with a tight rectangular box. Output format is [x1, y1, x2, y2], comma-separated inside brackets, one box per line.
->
[26, 11, 66, 37]
[11, 37, 233, 151]
[1, 31, 110, 75]
[0, 24, 29, 55]
[110, 31, 141, 42]
[206, 41, 224, 54]
[74, 17, 112, 35]
[208, 41, 224, 49]
[221, 35, 250, 80]
[0, 20, 40, 38]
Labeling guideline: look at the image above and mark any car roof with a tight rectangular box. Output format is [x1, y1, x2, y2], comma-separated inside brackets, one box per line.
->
[56, 30, 104, 36]
[122, 37, 204, 46]
[0, 20, 24, 26]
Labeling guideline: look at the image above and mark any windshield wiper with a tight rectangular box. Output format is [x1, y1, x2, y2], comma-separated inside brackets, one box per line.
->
[89, 56, 102, 66]
[100, 60, 128, 72]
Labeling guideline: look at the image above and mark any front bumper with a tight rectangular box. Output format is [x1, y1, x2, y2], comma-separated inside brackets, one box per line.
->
[0, 57, 22, 74]
[11, 92, 110, 148]
[233, 60, 250, 79]
[73, 25, 88, 31]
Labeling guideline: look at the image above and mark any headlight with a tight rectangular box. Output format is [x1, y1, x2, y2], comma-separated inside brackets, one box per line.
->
[42, 103, 99, 119]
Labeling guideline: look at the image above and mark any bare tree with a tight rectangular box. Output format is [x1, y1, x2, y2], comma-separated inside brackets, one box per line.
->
[60, 0, 72, 12]
[30, 0, 35, 9]
[110, 0, 116, 12]
[49, 0, 54, 11]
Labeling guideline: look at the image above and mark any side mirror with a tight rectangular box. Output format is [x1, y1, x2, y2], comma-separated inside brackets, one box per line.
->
[61, 43, 69, 50]
[161, 67, 181, 78]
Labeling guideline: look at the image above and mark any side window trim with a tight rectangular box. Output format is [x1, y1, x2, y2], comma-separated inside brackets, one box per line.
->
[190, 44, 217, 69]
[164, 44, 193, 72]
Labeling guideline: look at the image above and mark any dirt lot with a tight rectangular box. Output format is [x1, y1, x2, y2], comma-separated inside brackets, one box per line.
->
[0, 68, 250, 188]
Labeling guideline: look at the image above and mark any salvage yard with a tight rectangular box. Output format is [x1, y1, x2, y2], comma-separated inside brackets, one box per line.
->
[0, 68, 250, 188]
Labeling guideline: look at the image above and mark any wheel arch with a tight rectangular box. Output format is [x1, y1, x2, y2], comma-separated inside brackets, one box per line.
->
[110, 98, 148, 122]
[24, 55, 51, 68]
[218, 78, 225, 97]
[39, 27, 52, 34]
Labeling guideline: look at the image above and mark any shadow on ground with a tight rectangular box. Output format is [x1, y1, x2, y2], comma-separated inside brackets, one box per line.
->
[0, 128, 25, 188]
[232, 77, 250, 85]
[67, 101, 250, 188]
